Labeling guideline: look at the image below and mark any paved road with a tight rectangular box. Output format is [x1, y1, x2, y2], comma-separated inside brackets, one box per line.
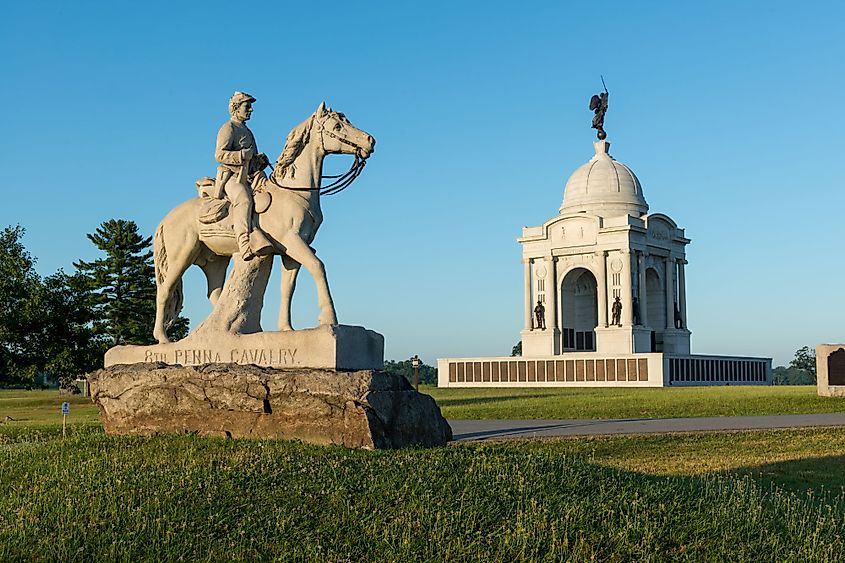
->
[448, 412, 845, 441]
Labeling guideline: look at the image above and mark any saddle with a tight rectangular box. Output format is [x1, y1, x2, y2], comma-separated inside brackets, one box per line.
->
[195, 176, 272, 225]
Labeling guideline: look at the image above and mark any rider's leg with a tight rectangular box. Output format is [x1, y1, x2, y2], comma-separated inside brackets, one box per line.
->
[224, 181, 254, 260]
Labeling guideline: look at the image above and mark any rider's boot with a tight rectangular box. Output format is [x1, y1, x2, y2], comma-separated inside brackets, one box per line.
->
[237, 233, 255, 261]
[249, 228, 275, 256]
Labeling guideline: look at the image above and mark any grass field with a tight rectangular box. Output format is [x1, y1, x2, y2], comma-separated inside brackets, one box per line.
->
[3, 389, 845, 560]
[425, 384, 845, 420]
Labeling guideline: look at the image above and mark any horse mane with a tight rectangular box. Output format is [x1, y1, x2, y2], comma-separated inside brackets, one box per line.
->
[273, 114, 315, 181]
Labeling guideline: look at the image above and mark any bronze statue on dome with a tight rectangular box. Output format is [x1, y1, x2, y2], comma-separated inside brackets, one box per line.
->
[589, 77, 609, 140]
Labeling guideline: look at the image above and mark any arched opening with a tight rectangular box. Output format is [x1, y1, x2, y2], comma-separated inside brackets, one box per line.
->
[646, 267, 665, 351]
[560, 268, 598, 351]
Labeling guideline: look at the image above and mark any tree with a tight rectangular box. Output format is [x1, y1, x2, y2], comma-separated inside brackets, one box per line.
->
[511, 341, 522, 357]
[789, 346, 816, 381]
[383, 358, 438, 385]
[74, 219, 188, 346]
[36, 271, 104, 380]
[0, 226, 102, 385]
[0, 226, 43, 384]
[772, 366, 815, 385]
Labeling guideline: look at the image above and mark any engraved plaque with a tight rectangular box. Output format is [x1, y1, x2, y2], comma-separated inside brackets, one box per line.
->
[829, 348, 845, 386]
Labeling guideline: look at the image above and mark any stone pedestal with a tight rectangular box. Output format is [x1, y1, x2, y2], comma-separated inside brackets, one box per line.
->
[816, 344, 845, 397]
[662, 328, 692, 354]
[105, 324, 383, 371]
[521, 328, 560, 356]
[88, 363, 452, 449]
[594, 326, 652, 354]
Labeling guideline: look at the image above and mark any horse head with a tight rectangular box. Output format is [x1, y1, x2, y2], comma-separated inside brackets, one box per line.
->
[273, 102, 374, 185]
[313, 101, 375, 160]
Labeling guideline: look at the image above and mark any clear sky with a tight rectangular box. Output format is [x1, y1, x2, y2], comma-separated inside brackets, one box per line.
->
[2, 1, 843, 367]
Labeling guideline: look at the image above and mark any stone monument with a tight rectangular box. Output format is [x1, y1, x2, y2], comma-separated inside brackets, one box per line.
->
[89, 95, 452, 448]
[816, 344, 845, 397]
[438, 86, 772, 388]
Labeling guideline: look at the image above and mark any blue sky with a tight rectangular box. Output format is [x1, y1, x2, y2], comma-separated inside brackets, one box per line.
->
[2, 1, 843, 367]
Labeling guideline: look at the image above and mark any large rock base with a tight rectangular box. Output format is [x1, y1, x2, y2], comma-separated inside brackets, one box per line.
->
[88, 363, 452, 449]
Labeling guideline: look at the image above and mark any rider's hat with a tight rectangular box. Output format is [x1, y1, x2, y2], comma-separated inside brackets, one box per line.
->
[229, 91, 256, 112]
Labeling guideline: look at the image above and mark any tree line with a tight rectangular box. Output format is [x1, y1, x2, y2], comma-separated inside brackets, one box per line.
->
[0, 220, 188, 387]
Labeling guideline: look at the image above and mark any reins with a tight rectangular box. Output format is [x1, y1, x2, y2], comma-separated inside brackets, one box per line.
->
[268, 114, 367, 196]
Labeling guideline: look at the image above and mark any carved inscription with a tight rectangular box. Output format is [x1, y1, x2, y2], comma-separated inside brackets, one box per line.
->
[144, 350, 169, 363]
[144, 348, 299, 366]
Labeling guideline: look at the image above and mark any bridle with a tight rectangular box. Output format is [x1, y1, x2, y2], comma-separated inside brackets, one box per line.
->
[269, 113, 368, 196]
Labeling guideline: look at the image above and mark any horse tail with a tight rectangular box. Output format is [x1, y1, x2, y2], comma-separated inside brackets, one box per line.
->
[154, 222, 184, 330]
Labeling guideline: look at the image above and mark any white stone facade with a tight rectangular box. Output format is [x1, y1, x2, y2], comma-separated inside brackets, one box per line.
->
[520, 140, 691, 358]
[436, 133, 773, 387]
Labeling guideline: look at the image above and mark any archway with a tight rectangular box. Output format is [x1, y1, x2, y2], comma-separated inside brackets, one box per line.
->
[646, 267, 666, 351]
[560, 268, 598, 351]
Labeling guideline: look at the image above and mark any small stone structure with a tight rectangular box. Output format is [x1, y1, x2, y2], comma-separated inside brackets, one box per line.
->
[89, 363, 451, 448]
[816, 344, 845, 397]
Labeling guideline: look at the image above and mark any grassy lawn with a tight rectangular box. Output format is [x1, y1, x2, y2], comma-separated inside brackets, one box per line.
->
[2, 426, 845, 561]
[0, 389, 100, 426]
[3, 389, 845, 560]
[425, 384, 845, 420]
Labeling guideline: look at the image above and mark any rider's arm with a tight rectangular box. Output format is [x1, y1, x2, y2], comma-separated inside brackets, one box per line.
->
[215, 123, 249, 166]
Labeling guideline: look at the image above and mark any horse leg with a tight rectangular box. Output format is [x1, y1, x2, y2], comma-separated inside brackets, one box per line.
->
[200, 256, 231, 306]
[278, 254, 301, 331]
[279, 232, 337, 326]
[153, 244, 199, 344]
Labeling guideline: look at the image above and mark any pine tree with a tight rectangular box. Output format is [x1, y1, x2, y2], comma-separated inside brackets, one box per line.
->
[75, 219, 188, 346]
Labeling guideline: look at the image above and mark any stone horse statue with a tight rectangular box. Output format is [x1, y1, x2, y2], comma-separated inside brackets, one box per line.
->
[152, 102, 375, 343]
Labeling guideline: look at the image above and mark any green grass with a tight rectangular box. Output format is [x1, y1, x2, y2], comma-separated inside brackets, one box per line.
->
[0, 389, 100, 426]
[2, 426, 845, 562]
[4, 389, 845, 560]
[425, 384, 845, 420]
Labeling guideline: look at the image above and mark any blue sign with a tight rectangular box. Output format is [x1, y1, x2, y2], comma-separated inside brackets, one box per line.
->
[61, 402, 70, 415]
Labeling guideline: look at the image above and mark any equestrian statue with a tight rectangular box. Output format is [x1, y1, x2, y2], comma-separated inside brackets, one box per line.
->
[152, 95, 375, 344]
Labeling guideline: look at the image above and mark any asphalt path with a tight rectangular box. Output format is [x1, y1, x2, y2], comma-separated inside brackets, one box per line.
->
[448, 412, 845, 441]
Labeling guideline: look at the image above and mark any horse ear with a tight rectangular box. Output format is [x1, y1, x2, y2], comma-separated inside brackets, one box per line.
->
[316, 101, 326, 116]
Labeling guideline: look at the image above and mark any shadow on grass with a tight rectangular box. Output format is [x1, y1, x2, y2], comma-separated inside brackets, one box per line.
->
[724, 455, 845, 499]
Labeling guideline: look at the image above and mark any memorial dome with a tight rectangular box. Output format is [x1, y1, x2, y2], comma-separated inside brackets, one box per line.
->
[560, 140, 648, 217]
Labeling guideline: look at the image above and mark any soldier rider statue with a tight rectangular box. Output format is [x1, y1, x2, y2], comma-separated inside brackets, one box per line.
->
[214, 91, 273, 261]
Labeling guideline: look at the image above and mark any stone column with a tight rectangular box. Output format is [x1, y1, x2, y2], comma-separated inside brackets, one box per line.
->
[549, 256, 558, 330]
[621, 251, 633, 326]
[637, 251, 648, 327]
[523, 259, 532, 330]
[596, 251, 608, 327]
[664, 256, 674, 330]
[677, 259, 687, 329]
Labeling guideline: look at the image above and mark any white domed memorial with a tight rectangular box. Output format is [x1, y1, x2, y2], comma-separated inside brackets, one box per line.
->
[437, 90, 771, 387]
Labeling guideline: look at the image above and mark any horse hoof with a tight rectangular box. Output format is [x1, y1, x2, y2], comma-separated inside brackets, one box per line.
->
[280, 325, 294, 332]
